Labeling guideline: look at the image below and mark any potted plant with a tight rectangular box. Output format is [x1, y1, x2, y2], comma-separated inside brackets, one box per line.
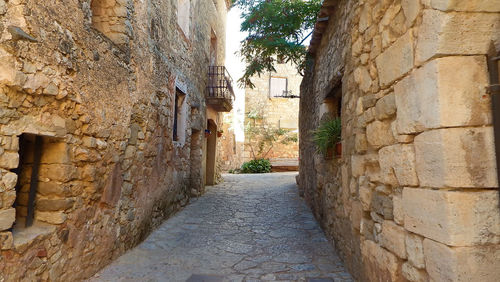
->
[312, 117, 341, 160]
[217, 130, 223, 137]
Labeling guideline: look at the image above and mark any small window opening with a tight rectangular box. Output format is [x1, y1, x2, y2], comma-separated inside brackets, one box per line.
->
[269, 77, 288, 98]
[174, 88, 187, 142]
[11, 134, 71, 231]
[91, 0, 129, 44]
[321, 84, 342, 120]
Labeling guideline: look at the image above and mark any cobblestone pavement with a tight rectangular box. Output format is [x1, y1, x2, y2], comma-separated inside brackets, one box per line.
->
[89, 173, 353, 282]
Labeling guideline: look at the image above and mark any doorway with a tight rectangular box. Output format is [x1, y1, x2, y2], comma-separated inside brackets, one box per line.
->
[205, 119, 217, 185]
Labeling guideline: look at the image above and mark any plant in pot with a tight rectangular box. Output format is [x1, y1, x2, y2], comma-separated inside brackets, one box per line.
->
[217, 130, 223, 137]
[312, 117, 341, 160]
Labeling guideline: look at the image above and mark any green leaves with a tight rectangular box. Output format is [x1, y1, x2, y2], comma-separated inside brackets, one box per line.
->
[312, 118, 341, 155]
[233, 0, 322, 87]
[240, 159, 272, 173]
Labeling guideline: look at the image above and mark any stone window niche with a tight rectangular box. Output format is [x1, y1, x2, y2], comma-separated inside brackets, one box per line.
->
[11, 134, 73, 246]
[91, 0, 130, 45]
[269, 76, 288, 98]
[173, 88, 187, 143]
[177, 0, 191, 38]
[320, 83, 342, 121]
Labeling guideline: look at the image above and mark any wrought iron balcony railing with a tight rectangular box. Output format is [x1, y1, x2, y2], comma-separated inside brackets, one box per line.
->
[206, 66, 234, 112]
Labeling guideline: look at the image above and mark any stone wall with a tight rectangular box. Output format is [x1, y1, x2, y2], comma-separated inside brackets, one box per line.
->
[299, 0, 500, 281]
[244, 61, 300, 165]
[0, 0, 230, 280]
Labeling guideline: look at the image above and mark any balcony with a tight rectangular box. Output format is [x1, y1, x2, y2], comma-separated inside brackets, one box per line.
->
[206, 66, 234, 112]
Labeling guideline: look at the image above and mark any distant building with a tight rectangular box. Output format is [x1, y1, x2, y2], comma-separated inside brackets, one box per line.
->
[243, 60, 301, 169]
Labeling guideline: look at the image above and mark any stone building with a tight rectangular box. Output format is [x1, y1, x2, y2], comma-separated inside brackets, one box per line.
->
[0, 0, 233, 280]
[299, 0, 500, 281]
[243, 61, 301, 168]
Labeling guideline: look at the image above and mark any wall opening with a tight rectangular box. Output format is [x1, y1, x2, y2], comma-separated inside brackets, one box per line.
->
[205, 120, 217, 185]
[173, 88, 187, 143]
[11, 134, 72, 240]
[320, 83, 342, 121]
[91, 0, 129, 45]
[269, 76, 288, 98]
[177, 0, 191, 38]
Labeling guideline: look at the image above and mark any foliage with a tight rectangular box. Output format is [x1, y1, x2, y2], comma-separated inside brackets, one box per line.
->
[240, 159, 272, 173]
[245, 114, 298, 160]
[312, 117, 341, 155]
[232, 0, 322, 87]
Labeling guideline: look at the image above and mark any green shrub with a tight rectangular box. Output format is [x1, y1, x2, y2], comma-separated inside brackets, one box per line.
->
[240, 159, 272, 173]
[312, 117, 341, 155]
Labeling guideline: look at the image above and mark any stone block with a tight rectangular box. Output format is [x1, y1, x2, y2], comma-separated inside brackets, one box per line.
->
[406, 232, 425, 269]
[0, 152, 19, 169]
[359, 184, 372, 211]
[380, 220, 407, 259]
[430, 0, 500, 12]
[416, 9, 500, 63]
[354, 66, 372, 93]
[354, 133, 367, 153]
[414, 127, 497, 188]
[0, 48, 16, 86]
[38, 181, 67, 196]
[371, 192, 393, 220]
[39, 164, 78, 183]
[402, 0, 421, 26]
[402, 262, 427, 282]
[36, 198, 74, 212]
[376, 30, 414, 87]
[361, 239, 403, 281]
[35, 211, 67, 224]
[366, 120, 396, 149]
[361, 218, 375, 241]
[0, 231, 13, 250]
[374, 92, 396, 120]
[101, 163, 123, 207]
[395, 56, 491, 134]
[392, 194, 404, 225]
[424, 239, 500, 282]
[379, 144, 419, 186]
[2, 172, 17, 191]
[0, 208, 15, 231]
[40, 142, 71, 164]
[403, 188, 500, 246]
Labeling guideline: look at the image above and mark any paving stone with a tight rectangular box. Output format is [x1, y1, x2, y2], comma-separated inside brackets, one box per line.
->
[89, 173, 352, 281]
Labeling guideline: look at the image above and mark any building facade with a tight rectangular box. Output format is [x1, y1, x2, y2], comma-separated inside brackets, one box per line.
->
[0, 0, 233, 280]
[243, 61, 301, 168]
[299, 0, 500, 281]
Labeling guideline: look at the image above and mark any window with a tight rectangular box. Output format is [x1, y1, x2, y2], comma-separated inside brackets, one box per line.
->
[173, 88, 187, 142]
[269, 77, 288, 98]
[177, 0, 191, 37]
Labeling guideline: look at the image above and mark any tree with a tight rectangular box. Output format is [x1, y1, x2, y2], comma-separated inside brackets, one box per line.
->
[245, 111, 298, 160]
[232, 0, 322, 87]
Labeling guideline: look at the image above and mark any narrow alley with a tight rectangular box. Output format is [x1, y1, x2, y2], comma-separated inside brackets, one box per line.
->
[89, 173, 352, 282]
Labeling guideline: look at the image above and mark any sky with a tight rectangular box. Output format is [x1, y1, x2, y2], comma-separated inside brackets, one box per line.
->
[225, 7, 247, 143]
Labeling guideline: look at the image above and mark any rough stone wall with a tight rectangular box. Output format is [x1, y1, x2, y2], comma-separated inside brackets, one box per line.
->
[0, 0, 230, 280]
[244, 62, 300, 164]
[299, 0, 500, 281]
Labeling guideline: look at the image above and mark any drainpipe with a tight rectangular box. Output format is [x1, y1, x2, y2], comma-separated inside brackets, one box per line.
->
[487, 43, 500, 210]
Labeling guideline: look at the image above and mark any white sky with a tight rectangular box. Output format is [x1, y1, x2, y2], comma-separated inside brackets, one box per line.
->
[225, 7, 247, 142]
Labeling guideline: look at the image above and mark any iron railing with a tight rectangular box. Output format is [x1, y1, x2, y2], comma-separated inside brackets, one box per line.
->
[207, 66, 235, 100]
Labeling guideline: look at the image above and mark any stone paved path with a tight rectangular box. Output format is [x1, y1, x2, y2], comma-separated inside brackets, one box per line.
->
[89, 173, 353, 282]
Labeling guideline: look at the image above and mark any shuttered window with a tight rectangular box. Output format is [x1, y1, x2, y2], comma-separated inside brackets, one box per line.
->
[269, 77, 287, 98]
